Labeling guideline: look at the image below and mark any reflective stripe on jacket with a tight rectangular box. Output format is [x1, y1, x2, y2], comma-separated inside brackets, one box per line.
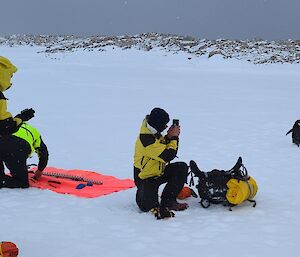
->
[134, 119, 178, 179]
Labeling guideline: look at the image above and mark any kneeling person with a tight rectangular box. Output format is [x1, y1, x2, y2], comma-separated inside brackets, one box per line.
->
[0, 122, 49, 188]
[134, 108, 188, 219]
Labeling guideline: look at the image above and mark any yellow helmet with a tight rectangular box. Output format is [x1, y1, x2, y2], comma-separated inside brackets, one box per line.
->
[0, 56, 18, 91]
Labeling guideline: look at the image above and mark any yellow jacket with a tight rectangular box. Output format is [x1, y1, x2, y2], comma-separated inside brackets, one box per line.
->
[0, 56, 22, 134]
[134, 119, 178, 179]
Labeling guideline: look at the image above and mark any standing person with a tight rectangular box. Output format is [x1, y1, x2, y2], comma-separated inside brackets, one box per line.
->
[0, 56, 35, 135]
[134, 108, 188, 219]
[0, 122, 49, 188]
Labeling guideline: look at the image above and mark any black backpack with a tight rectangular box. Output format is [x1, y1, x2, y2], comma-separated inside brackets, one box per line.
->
[286, 120, 300, 147]
[189, 157, 257, 211]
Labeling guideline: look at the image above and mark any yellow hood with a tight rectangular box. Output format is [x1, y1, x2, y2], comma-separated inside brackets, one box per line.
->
[0, 56, 18, 91]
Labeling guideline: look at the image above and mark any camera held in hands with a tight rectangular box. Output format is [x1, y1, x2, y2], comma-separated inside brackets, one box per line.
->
[172, 119, 179, 126]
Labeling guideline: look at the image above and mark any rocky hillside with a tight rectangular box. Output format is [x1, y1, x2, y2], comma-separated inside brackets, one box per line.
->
[1, 33, 299, 64]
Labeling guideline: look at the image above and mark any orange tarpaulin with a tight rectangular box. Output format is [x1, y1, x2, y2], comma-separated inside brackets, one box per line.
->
[29, 167, 135, 198]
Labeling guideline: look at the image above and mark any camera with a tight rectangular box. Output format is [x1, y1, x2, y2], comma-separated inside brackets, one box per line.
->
[172, 119, 179, 126]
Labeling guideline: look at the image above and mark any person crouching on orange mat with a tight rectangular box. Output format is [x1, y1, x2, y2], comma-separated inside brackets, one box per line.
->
[0, 122, 49, 188]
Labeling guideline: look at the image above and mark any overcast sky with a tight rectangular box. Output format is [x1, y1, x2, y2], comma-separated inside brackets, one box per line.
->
[1, 0, 299, 40]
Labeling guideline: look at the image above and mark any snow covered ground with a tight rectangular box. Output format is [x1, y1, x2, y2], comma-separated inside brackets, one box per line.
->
[1, 44, 300, 257]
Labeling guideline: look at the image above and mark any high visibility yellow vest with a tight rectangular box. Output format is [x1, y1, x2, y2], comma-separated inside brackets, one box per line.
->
[13, 122, 42, 156]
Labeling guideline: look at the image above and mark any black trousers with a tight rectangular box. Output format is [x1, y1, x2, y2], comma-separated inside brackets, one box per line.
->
[0, 135, 31, 188]
[134, 162, 188, 212]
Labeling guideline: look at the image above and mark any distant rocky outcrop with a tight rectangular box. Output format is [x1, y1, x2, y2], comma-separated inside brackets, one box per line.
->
[0, 33, 299, 64]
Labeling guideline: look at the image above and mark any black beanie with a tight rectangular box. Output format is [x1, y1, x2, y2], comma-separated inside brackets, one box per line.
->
[148, 108, 170, 132]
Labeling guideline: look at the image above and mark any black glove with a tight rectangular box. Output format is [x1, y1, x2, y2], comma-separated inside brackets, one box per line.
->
[150, 206, 175, 220]
[15, 108, 35, 121]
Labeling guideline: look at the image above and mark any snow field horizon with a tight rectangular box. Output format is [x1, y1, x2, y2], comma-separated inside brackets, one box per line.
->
[0, 45, 300, 257]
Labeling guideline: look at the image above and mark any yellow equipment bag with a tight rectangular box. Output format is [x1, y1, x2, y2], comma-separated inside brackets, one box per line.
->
[226, 177, 258, 205]
[190, 157, 258, 210]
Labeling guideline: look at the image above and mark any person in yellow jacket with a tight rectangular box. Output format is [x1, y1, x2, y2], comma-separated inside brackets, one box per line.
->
[0, 122, 49, 188]
[0, 56, 35, 135]
[134, 108, 188, 219]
